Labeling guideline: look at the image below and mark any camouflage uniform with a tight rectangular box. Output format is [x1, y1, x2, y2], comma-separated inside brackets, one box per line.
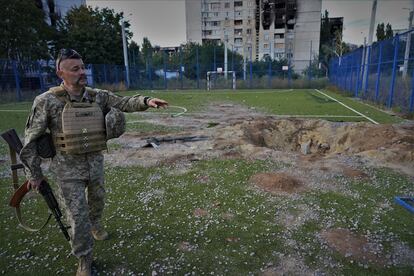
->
[20, 85, 150, 258]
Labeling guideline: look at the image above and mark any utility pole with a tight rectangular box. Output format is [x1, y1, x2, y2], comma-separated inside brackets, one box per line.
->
[362, 0, 377, 90]
[121, 19, 130, 88]
[224, 35, 228, 79]
[403, 9, 413, 78]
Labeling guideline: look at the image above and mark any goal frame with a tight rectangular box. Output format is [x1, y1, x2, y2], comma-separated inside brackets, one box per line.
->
[206, 71, 236, 91]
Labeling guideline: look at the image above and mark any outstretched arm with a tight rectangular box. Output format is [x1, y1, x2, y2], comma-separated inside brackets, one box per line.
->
[147, 98, 168, 109]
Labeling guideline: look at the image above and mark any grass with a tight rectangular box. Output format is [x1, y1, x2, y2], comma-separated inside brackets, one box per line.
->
[0, 88, 412, 275]
[121, 89, 402, 123]
[0, 160, 413, 275]
[1, 88, 400, 156]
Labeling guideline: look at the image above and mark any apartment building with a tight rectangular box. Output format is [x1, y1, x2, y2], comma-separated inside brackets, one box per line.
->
[185, 0, 322, 72]
[37, 0, 86, 26]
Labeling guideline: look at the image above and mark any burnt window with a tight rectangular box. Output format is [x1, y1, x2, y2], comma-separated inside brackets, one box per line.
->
[234, 19, 243, 26]
[234, 1, 243, 7]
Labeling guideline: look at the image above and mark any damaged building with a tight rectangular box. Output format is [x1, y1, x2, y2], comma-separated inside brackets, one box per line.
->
[185, 0, 322, 73]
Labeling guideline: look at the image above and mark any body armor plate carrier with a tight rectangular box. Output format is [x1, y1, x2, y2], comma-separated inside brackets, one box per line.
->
[50, 86, 107, 155]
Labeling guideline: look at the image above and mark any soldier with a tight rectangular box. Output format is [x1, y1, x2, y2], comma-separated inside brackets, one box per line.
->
[19, 49, 168, 276]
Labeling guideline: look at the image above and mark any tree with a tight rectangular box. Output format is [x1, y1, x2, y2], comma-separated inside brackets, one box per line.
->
[385, 23, 394, 39]
[56, 6, 132, 64]
[141, 37, 153, 61]
[376, 22, 394, 41]
[0, 0, 55, 60]
[318, 10, 344, 76]
[376, 23, 386, 41]
[128, 40, 143, 68]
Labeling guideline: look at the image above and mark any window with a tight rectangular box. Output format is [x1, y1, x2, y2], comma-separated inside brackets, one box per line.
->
[263, 43, 269, 49]
[234, 38, 243, 44]
[275, 23, 285, 29]
[210, 2, 220, 10]
[234, 19, 243, 26]
[203, 30, 212, 36]
[225, 2, 230, 8]
[275, 3, 285, 9]
[213, 12, 219, 17]
[275, 43, 284, 49]
[274, 34, 285, 39]
[274, 53, 284, 59]
[234, 28, 243, 36]
[234, 1, 243, 7]
[246, 28, 252, 34]
[264, 34, 269, 41]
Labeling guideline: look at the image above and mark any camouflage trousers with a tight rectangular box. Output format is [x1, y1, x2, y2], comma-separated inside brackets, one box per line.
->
[50, 152, 105, 258]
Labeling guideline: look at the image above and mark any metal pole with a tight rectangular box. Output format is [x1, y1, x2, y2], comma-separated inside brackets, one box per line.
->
[249, 46, 253, 88]
[163, 51, 167, 90]
[231, 44, 234, 72]
[37, 61, 45, 91]
[409, 65, 414, 112]
[243, 48, 247, 81]
[121, 19, 130, 88]
[362, 0, 377, 90]
[374, 43, 383, 102]
[403, 11, 413, 78]
[196, 46, 200, 89]
[12, 60, 21, 101]
[387, 35, 400, 108]
[224, 40, 228, 79]
[309, 40, 313, 82]
[268, 58, 271, 88]
[364, 45, 371, 96]
[213, 46, 216, 71]
[180, 47, 183, 89]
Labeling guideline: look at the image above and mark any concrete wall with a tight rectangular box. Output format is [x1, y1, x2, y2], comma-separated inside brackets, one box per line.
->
[185, 0, 202, 43]
[292, 0, 322, 72]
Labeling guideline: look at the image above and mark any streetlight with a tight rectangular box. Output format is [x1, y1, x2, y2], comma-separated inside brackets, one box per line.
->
[121, 13, 132, 88]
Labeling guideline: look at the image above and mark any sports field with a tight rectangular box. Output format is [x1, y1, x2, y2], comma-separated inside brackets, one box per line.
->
[0, 89, 413, 275]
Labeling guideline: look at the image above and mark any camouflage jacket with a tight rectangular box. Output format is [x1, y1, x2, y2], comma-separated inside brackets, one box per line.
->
[20, 85, 150, 181]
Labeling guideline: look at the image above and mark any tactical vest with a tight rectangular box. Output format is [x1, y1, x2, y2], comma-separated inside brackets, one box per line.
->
[49, 86, 107, 155]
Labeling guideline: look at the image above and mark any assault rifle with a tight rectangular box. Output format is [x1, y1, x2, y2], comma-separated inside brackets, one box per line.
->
[9, 179, 70, 241]
[1, 129, 70, 241]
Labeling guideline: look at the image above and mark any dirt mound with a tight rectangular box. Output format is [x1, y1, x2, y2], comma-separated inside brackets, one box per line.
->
[243, 118, 414, 175]
[193, 208, 209, 217]
[340, 165, 368, 179]
[321, 228, 384, 266]
[250, 172, 303, 194]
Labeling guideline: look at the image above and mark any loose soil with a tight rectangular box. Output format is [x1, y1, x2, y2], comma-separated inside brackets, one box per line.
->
[105, 103, 414, 272]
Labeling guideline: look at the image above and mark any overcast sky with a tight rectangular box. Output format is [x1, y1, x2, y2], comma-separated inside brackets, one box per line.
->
[86, 0, 413, 47]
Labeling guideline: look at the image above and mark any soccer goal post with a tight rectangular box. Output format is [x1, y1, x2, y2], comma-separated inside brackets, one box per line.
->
[207, 70, 236, 91]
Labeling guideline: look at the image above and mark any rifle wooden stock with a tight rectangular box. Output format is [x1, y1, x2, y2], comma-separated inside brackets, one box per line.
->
[9, 180, 30, 208]
[1, 129, 23, 154]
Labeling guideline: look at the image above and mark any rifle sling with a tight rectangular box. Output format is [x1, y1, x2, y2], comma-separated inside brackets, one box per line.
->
[2, 128, 52, 232]
[15, 207, 52, 232]
[10, 181, 52, 232]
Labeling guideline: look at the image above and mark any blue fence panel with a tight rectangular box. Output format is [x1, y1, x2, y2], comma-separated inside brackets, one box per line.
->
[329, 29, 414, 113]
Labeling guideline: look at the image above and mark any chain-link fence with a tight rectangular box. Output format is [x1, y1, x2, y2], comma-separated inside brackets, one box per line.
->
[329, 29, 414, 114]
[1, 47, 328, 103]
